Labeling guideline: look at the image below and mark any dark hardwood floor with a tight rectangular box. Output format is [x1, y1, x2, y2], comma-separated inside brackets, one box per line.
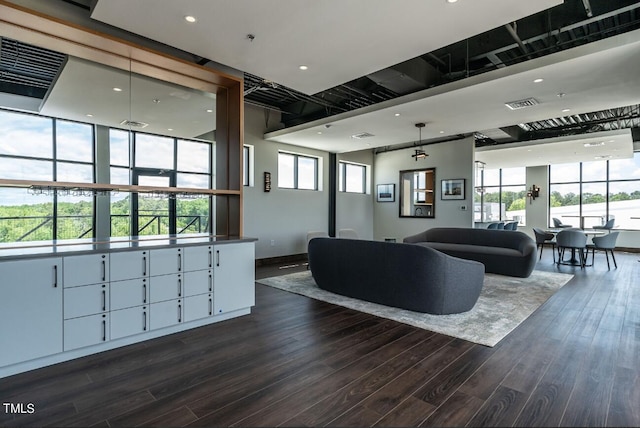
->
[1, 248, 639, 427]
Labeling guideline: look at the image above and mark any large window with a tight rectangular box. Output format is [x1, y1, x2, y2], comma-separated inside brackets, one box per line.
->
[476, 167, 527, 225]
[278, 152, 318, 190]
[550, 153, 640, 229]
[339, 161, 367, 194]
[0, 109, 94, 242]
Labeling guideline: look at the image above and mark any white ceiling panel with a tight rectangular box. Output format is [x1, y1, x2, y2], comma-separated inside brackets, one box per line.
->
[91, 0, 561, 95]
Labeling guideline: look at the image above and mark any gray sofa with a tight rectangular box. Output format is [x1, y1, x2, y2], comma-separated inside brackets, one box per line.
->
[403, 227, 537, 278]
[308, 237, 484, 315]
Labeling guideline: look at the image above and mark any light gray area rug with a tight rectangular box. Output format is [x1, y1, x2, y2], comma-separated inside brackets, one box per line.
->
[257, 270, 574, 347]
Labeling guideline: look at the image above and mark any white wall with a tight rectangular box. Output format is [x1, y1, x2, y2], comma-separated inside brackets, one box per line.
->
[373, 137, 476, 242]
[336, 150, 375, 240]
[243, 105, 330, 259]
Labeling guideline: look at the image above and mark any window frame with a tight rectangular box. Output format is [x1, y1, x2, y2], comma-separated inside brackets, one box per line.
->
[277, 151, 319, 191]
[338, 161, 367, 194]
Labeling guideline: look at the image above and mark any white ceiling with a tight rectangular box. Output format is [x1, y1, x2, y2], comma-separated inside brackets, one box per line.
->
[90, 0, 560, 95]
[87, 0, 638, 166]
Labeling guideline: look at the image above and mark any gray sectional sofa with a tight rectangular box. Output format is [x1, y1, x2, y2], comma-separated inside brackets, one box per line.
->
[403, 227, 537, 278]
[308, 237, 485, 315]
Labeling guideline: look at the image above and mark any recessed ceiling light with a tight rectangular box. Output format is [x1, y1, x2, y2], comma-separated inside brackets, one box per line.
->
[113, 87, 122, 92]
[562, 108, 571, 113]
[299, 65, 308, 71]
[394, 113, 400, 117]
[317, 131, 322, 135]
[184, 15, 196, 23]
[86, 114, 93, 117]
[584, 141, 605, 147]
[447, 0, 458, 3]
[439, 131, 445, 134]
[206, 109, 213, 113]
[533, 78, 544, 83]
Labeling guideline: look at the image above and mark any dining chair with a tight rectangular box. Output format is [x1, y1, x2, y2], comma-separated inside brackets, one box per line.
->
[532, 227, 555, 262]
[587, 231, 619, 270]
[553, 217, 573, 228]
[555, 229, 587, 268]
[592, 218, 615, 233]
[487, 222, 500, 229]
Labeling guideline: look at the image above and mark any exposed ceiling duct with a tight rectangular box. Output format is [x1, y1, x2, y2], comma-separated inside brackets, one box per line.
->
[367, 57, 442, 95]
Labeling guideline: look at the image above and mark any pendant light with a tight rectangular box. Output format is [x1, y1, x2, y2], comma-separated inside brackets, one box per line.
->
[411, 123, 428, 161]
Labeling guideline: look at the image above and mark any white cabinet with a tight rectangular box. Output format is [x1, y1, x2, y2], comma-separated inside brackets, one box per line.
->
[63, 253, 109, 287]
[150, 247, 183, 276]
[183, 245, 213, 272]
[150, 299, 183, 330]
[64, 313, 109, 351]
[0, 258, 62, 367]
[185, 294, 213, 322]
[213, 243, 255, 315]
[111, 306, 148, 340]
[110, 250, 148, 282]
[150, 273, 183, 303]
[64, 283, 109, 319]
[110, 278, 148, 310]
[184, 269, 212, 297]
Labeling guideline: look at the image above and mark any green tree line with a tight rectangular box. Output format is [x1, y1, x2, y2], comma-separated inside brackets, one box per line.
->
[480, 190, 640, 212]
[0, 195, 210, 243]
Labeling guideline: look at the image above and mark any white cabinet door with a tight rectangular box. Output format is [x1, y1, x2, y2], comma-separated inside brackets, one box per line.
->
[110, 278, 148, 311]
[64, 283, 109, 319]
[150, 299, 183, 330]
[63, 253, 109, 287]
[111, 306, 148, 340]
[0, 258, 63, 367]
[183, 245, 212, 272]
[150, 247, 182, 276]
[150, 274, 183, 303]
[184, 294, 212, 322]
[110, 250, 149, 282]
[213, 242, 255, 315]
[184, 269, 212, 297]
[64, 313, 109, 351]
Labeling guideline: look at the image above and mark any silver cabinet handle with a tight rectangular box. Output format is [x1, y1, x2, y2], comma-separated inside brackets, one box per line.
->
[53, 265, 58, 288]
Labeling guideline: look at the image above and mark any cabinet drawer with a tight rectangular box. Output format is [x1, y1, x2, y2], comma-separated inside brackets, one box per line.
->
[184, 294, 213, 322]
[111, 306, 149, 340]
[183, 245, 213, 272]
[110, 278, 148, 311]
[150, 299, 183, 330]
[150, 274, 183, 303]
[110, 251, 149, 281]
[64, 253, 109, 287]
[64, 313, 109, 351]
[64, 283, 109, 319]
[150, 248, 183, 276]
[184, 269, 212, 297]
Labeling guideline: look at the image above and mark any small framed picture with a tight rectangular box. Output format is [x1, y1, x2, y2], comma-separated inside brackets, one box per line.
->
[376, 184, 395, 202]
[441, 179, 465, 200]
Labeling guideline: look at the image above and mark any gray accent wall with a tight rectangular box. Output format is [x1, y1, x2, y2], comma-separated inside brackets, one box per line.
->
[336, 150, 375, 241]
[373, 137, 475, 242]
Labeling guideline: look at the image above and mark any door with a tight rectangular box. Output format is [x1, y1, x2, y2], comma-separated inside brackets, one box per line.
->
[133, 169, 176, 236]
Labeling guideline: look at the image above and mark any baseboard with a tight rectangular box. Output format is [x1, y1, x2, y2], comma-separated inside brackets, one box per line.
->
[256, 253, 308, 267]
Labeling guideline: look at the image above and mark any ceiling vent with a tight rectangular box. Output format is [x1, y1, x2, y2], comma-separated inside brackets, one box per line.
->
[120, 119, 149, 128]
[504, 98, 539, 110]
[351, 132, 375, 139]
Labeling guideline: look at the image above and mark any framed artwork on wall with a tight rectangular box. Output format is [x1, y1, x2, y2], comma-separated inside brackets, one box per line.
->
[441, 178, 465, 200]
[376, 184, 395, 202]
